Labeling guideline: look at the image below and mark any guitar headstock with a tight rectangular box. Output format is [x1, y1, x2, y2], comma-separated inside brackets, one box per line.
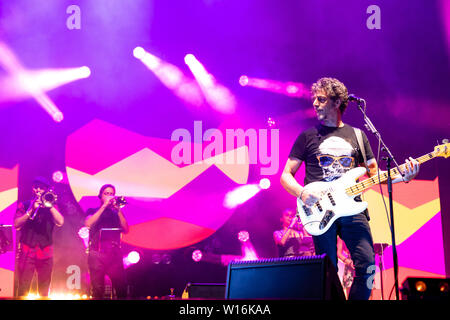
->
[434, 140, 450, 158]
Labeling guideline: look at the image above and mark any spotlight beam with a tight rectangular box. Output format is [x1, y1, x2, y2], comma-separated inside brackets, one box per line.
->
[0, 42, 63, 121]
[0, 67, 90, 106]
[223, 184, 261, 209]
[185, 54, 236, 114]
[0, 42, 90, 122]
[239, 75, 310, 99]
[133, 47, 204, 107]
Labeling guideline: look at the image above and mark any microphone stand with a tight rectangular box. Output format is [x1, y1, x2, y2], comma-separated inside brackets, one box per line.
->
[354, 98, 404, 300]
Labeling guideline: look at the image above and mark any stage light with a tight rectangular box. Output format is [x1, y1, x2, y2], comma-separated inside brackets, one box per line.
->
[133, 46, 145, 60]
[415, 281, 427, 292]
[79, 66, 91, 78]
[238, 231, 249, 243]
[77, 226, 90, 249]
[239, 232, 259, 261]
[134, 47, 204, 106]
[25, 293, 40, 300]
[49, 292, 86, 300]
[0, 42, 92, 122]
[52, 111, 64, 122]
[127, 251, 141, 264]
[184, 54, 196, 65]
[78, 226, 89, 239]
[151, 254, 161, 264]
[286, 84, 300, 95]
[161, 253, 172, 264]
[184, 54, 213, 87]
[239, 75, 249, 86]
[52, 171, 64, 183]
[238, 75, 310, 99]
[402, 277, 450, 300]
[259, 178, 271, 190]
[223, 184, 261, 209]
[123, 250, 141, 268]
[192, 249, 203, 262]
[267, 117, 276, 127]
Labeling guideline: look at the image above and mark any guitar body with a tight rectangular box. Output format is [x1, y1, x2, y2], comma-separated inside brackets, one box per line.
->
[297, 167, 368, 236]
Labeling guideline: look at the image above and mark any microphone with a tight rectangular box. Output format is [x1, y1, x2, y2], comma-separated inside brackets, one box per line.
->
[348, 94, 363, 102]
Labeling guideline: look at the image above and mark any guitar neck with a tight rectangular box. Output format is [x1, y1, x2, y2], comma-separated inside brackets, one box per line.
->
[346, 151, 437, 196]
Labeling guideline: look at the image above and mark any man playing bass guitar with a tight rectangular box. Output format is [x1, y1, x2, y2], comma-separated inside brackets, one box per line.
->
[280, 77, 420, 300]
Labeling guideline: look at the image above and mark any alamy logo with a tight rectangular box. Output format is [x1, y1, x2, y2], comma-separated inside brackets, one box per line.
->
[171, 121, 279, 175]
[66, 5, 81, 30]
[366, 5, 381, 30]
[66, 265, 81, 290]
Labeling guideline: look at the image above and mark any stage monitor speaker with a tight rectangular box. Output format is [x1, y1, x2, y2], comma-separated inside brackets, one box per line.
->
[182, 283, 226, 299]
[401, 277, 450, 300]
[225, 254, 345, 300]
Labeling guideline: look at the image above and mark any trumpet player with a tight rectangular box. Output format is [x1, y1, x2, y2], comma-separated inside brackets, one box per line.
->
[84, 184, 129, 299]
[13, 176, 64, 298]
[273, 208, 315, 258]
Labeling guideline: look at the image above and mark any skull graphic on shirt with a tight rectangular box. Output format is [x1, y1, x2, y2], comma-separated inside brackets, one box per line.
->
[317, 136, 355, 182]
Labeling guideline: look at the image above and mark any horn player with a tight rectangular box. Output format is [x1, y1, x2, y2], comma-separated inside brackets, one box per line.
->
[13, 176, 64, 298]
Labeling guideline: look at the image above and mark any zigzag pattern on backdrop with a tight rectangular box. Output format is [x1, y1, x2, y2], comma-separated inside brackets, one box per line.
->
[66, 120, 251, 249]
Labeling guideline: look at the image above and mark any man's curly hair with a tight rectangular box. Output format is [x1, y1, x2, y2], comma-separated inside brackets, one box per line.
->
[311, 77, 349, 114]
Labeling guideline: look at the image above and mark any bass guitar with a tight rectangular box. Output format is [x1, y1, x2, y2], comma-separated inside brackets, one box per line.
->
[297, 142, 449, 236]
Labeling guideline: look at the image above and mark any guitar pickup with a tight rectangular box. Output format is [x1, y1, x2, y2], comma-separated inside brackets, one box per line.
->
[302, 205, 313, 216]
[319, 210, 335, 230]
[327, 193, 336, 206]
[316, 202, 323, 212]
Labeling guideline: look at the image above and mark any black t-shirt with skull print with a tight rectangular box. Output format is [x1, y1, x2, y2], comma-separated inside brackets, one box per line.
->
[289, 124, 375, 186]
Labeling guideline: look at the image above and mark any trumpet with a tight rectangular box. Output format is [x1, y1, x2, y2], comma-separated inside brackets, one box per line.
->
[41, 189, 58, 208]
[29, 189, 58, 220]
[114, 196, 127, 208]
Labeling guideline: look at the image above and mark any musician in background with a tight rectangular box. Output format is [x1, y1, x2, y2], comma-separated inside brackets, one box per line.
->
[273, 208, 315, 258]
[280, 77, 420, 299]
[13, 176, 64, 298]
[85, 184, 129, 299]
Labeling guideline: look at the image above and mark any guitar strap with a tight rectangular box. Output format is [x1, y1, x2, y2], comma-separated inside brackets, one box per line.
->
[354, 127, 369, 174]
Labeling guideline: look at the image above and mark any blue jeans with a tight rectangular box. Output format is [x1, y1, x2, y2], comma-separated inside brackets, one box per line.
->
[312, 212, 375, 300]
